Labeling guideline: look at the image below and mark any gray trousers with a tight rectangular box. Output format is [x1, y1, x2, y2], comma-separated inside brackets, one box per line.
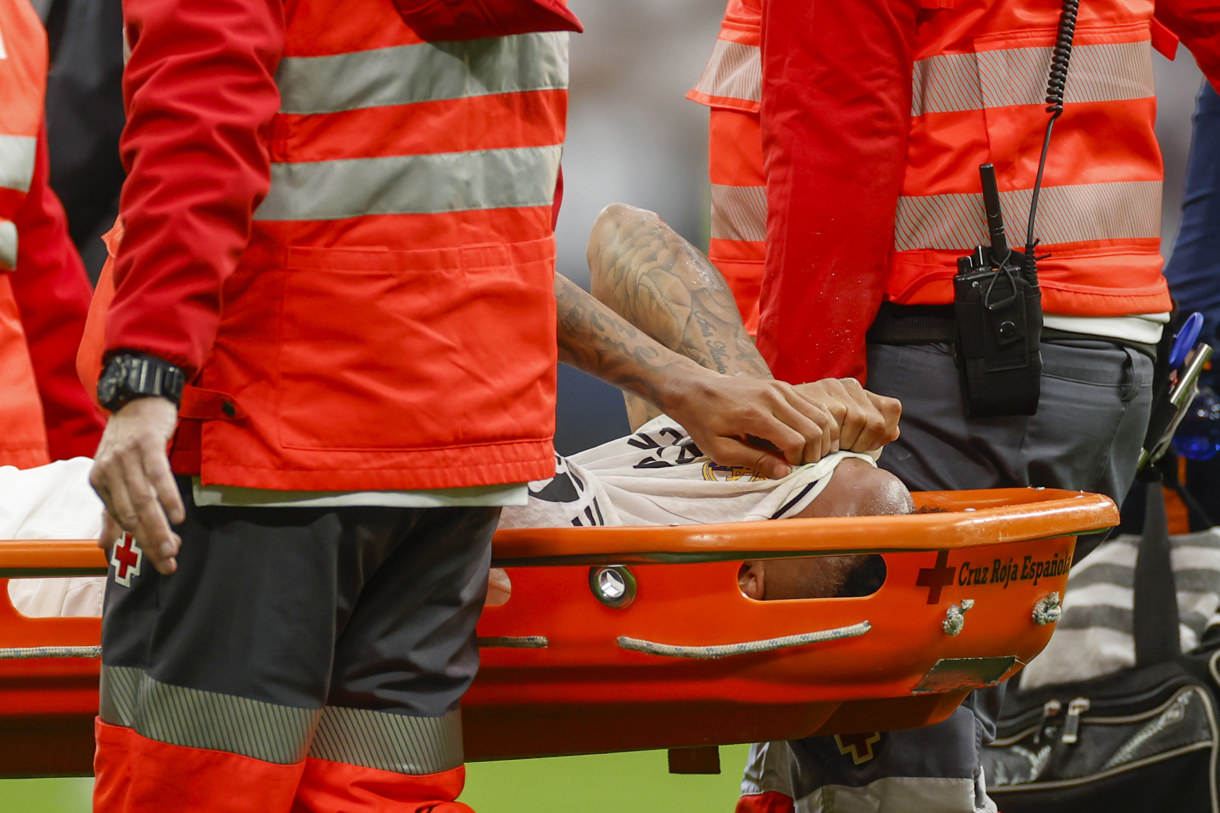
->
[745, 337, 1154, 812]
[867, 338, 1153, 508]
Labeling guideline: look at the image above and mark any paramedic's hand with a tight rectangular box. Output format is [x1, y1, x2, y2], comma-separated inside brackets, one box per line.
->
[794, 379, 901, 452]
[664, 368, 840, 478]
[90, 397, 185, 576]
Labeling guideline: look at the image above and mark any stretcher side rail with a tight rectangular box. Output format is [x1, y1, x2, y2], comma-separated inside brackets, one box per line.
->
[0, 487, 1118, 775]
[490, 488, 1115, 566]
[0, 489, 1115, 576]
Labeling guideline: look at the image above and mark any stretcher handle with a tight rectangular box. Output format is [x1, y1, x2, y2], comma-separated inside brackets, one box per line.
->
[617, 620, 871, 660]
[491, 488, 1117, 567]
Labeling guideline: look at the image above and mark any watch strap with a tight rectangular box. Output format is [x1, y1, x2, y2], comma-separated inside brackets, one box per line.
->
[98, 352, 186, 411]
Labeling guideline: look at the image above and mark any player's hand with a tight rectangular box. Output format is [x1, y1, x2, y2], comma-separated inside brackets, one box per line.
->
[662, 367, 841, 478]
[90, 397, 184, 576]
[793, 378, 901, 452]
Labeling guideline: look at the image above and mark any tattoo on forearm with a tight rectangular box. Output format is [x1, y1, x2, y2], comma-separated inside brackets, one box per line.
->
[705, 339, 731, 376]
[555, 273, 684, 410]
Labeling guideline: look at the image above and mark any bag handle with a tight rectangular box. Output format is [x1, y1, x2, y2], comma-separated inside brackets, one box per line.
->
[1160, 450, 1217, 531]
[1133, 475, 1182, 666]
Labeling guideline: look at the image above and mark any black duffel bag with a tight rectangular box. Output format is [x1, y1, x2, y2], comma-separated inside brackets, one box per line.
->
[983, 478, 1220, 813]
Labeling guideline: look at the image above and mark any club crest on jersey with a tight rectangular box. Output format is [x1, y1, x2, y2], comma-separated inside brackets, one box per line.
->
[111, 533, 143, 587]
[701, 462, 765, 482]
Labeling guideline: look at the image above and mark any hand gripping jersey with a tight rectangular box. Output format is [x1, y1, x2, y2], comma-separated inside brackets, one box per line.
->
[500, 416, 876, 530]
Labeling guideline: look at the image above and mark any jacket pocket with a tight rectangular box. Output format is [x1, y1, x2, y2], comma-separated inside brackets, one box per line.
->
[277, 237, 556, 453]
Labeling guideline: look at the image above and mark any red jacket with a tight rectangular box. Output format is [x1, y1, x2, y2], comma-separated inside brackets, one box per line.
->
[92, 0, 578, 490]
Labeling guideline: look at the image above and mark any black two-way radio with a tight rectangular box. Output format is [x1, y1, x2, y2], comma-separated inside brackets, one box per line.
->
[953, 165, 1042, 417]
[952, 0, 1080, 417]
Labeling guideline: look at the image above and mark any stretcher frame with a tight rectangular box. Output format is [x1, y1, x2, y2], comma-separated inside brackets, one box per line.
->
[0, 487, 1116, 777]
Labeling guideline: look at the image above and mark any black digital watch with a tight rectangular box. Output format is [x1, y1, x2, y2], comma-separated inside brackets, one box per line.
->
[97, 352, 186, 412]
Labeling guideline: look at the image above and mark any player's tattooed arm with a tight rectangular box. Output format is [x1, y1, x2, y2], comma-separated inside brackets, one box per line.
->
[556, 271, 833, 477]
[586, 202, 771, 379]
[555, 212, 845, 476]
[581, 203, 902, 457]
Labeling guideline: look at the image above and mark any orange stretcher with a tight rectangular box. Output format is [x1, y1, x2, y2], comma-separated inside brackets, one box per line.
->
[0, 487, 1116, 778]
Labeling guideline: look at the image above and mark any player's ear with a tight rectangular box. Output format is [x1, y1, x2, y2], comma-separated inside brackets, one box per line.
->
[738, 562, 766, 600]
[485, 567, 511, 607]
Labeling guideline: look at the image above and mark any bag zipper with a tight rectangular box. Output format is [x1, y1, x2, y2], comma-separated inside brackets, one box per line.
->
[1001, 668, 1200, 735]
[1034, 698, 1061, 745]
[1061, 697, 1091, 744]
[994, 679, 1207, 747]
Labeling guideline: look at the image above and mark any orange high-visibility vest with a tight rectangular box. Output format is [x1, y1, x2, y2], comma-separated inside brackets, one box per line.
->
[0, 0, 50, 468]
[891, 0, 1170, 314]
[693, 0, 1176, 331]
[688, 0, 764, 335]
[94, 8, 574, 492]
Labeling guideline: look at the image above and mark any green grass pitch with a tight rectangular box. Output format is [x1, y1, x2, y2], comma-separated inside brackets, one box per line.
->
[0, 746, 750, 811]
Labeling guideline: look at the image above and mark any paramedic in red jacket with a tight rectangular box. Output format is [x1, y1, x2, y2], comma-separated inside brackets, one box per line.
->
[87, 1, 582, 811]
[0, 0, 103, 468]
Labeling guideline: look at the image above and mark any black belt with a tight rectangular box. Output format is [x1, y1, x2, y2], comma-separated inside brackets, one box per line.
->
[867, 303, 955, 344]
[867, 302, 1158, 359]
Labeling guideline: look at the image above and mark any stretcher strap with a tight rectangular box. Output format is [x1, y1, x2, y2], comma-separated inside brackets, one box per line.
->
[0, 645, 101, 659]
[616, 620, 871, 660]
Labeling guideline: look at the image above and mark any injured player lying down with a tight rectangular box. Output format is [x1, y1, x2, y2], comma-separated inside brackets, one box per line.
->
[493, 414, 911, 603]
[7, 203, 910, 616]
[504, 201, 913, 601]
[5, 417, 909, 615]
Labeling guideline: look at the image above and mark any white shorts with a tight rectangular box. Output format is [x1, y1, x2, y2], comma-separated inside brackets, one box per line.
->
[500, 416, 876, 529]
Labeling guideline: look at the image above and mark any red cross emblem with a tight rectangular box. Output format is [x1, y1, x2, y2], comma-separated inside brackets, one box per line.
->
[916, 549, 956, 605]
[835, 732, 882, 764]
[111, 533, 143, 587]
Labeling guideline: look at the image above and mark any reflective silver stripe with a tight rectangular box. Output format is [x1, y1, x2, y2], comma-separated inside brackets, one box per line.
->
[99, 663, 141, 727]
[710, 183, 767, 243]
[690, 39, 761, 105]
[0, 134, 36, 194]
[893, 180, 1161, 252]
[253, 144, 562, 222]
[912, 53, 979, 116]
[0, 220, 15, 271]
[277, 32, 569, 115]
[308, 705, 464, 775]
[913, 40, 1154, 115]
[100, 664, 319, 764]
